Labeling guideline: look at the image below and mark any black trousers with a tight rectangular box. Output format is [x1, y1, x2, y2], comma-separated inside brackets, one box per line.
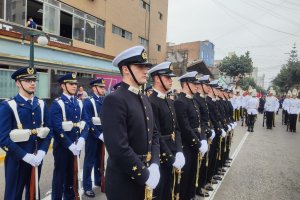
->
[154, 164, 174, 200]
[266, 111, 274, 129]
[206, 137, 218, 183]
[247, 114, 257, 130]
[289, 114, 297, 132]
[180, 146, 198, 200]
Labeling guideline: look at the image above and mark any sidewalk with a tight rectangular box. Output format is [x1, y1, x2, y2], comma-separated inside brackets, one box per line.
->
[0, 149, 5, 163]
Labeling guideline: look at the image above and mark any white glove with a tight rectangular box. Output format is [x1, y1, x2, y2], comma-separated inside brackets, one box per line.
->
[146, 163, 160, 189]
[227, 124, 232, 131]
[22, 153, 38, 167]
[76, 137, 85, 151]
[221, 129, 226, 138]
[230, 123, 235, 129]
[34, 150, 46, 166]
[172, 152, 185, 169]
[68, 144, 80, 156]
[210, 129, 215, 140]
[79, 121, 86, 130]
[234, 122, 237, 126]
[99, 133, 104, 142]
[199, 140, 208, 155]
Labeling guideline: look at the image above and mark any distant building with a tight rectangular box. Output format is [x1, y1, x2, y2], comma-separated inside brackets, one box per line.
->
[166, 40, 215, 76]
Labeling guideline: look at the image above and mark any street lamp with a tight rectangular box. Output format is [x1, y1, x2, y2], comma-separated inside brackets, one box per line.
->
[22, 30, 49, 68]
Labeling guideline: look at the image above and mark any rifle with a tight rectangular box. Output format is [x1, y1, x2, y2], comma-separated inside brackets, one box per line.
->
[29, 140, 38, 200]
[100, 143, 106, 192]
[74, 134, 82, 200]
[263, 112, 266, 127]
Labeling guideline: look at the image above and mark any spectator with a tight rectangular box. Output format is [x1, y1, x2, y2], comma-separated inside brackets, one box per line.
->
[77, 86, 88, 100]
[27, 17, 37, 29]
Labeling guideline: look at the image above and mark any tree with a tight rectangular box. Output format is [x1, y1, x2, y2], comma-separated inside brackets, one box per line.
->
[238, 77, 266, 94]
[219, 51, 254, 78]
[273, 44, 300, 92]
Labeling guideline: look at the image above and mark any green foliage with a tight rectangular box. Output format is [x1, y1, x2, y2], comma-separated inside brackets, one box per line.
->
[219, 51, 254, 77]
[238, 77, 266, 94]
[273, 44, 300, 92]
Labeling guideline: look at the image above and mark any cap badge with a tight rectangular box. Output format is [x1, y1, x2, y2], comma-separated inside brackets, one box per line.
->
[27, 67, 34, 75]
[72, 73, 76, 79]
[170, 65, 174, 70]
[141, 52, 148, 60]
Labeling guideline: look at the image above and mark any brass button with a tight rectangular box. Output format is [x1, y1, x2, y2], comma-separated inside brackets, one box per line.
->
[32, 112, 34, 115]
[147, 117, 149, 120]
[144, 106, 146, 110]
[148, 128, 150, 132]
[33, 121, 36, 124]
[149, 140, 152, 144]
[75, 116, 78, 118]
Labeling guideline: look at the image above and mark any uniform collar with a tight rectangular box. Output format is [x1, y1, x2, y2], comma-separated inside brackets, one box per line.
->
[18, 93, 34, 103]
[63, 92, 75, 101]
[181, 92, 193, 99]
[153, 88, 166, 99]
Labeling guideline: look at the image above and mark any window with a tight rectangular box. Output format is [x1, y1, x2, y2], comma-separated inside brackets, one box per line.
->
[112, 25, 132, 40]
[73, 16, 85, 42]
[43, 4, 60, 35]
[0, 0, 4, 19]
[27, 0, 43, 30]
[96, 24, 105, 47]
[60, 11, 72, 39]
[158, 12, 163, 20]
[157, 44, 161, 52]
[138, 37, 148, 49]
[77, 72, 92, 78]
[85, 20, 96, 45]
[6, 0, 26, 25]
[140, 0, 150, 11]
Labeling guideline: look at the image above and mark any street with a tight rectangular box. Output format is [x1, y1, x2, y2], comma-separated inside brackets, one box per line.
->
[0, 110, 299, 200]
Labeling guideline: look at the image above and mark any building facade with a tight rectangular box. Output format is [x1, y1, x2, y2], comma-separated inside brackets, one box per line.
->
[0, 0, 168, 101]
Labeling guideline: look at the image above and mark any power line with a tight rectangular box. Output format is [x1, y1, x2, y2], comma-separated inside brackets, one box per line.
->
[212, 0, 300, 38]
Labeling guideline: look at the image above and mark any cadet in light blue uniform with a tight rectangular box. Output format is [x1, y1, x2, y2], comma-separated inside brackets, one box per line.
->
[82, 78, 106, 198]
[0, 66, 52, 200]
[50, 72, 89, 199]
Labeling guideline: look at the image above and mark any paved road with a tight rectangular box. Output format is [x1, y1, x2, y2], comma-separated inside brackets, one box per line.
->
[0, 110, 299, 200]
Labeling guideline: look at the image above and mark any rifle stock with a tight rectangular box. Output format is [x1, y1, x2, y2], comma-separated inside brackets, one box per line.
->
[100, 143, 106, 192]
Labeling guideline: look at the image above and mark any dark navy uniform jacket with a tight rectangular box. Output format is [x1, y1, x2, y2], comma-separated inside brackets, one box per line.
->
[174, 92, 206, 151]
[50, 94, 89, 149]
[0, 94, 52, 160]
[194, 93, 212, 138]
[102, 82, 160, 185]
[149, 90, 182, 165]
[206, 96, 222, 134]
[83, 93, 104, 139]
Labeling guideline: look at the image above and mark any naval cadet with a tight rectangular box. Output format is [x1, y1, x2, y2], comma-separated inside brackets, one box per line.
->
[245, 89, 259, 132]
[148, 61, 185, 200]
[0, 66, 52, 200]
[51, 72, 89, 199]
[174, 71, 208, 200]
[286, 89, 300, 132]
[101, 46, 160, 200]
[82, 78, 106, 197]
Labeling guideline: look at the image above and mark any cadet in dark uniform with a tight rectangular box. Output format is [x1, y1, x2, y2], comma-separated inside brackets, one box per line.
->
[194, 75, 215, 197]
[0, 66, 52, 200]
[148, 61, 185, 200]
[51, 73, 89, 199]
[101, 46, 160, 200]
[174, 71, 208, 200]
[82, 78, 106, 197]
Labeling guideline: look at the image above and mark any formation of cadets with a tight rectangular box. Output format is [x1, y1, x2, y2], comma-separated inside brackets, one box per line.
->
[0, 45, 299, 200]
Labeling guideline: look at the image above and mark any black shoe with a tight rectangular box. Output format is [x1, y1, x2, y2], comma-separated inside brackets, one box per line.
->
[228, 158, 233, 161]
[224, 163, 230, 167]
[211, 179, 218, 184]
[205, 185, 214, 191]
[221, 168, 226, 172]
[84, 190, 95, 198]
[217, 171, 225, 176]
[213, 175, 222, 181]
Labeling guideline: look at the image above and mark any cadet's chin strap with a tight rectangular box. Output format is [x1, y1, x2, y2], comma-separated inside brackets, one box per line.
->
[210, 86, 217, 98]
[127, 65, 143, 86]
[18, 80, 34, 95]
[201, 83, 206, 95]
[187, 82, 194, 95]
[64, 83, 74, 96]
[158, 75, 168, 92]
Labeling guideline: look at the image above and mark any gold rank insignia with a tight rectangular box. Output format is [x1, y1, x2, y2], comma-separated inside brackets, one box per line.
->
[171, 132, 175, 142]
[141, 52, 148, 60]
[132, 166, 137, 171]
[170, 65, 174, 71]
[27, 67, 34, 75]
[146, 152, 152, 162]
[72, 73, 76, 79]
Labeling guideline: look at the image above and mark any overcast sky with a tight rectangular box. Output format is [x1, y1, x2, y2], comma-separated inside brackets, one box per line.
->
[167, 0, 300, 87]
